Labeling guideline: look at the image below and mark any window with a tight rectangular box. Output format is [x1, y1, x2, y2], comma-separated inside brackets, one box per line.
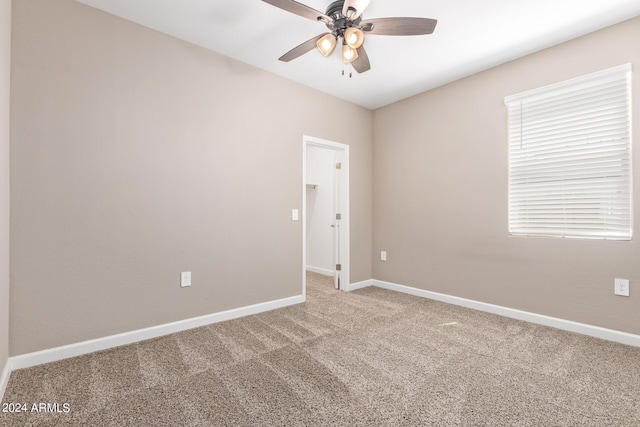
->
[505, 64, 632, 240]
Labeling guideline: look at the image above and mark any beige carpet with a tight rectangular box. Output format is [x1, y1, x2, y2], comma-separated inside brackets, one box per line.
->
[2, 272, 640, 426]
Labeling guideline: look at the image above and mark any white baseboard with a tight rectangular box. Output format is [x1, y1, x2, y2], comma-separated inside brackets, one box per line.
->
[306, 266, 334, 276]
[0, 357, 11, 402]
[373, 279, 640, 348]
[9, 278, 639, 376]
[345, 279, 373, 292]
[10, 294, 304, 371]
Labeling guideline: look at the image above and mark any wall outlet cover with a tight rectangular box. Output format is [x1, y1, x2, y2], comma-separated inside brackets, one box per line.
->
[614, 278, 629, 297]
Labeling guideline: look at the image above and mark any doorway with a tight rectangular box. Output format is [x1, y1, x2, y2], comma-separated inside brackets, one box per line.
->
[302, 135, 349, 298]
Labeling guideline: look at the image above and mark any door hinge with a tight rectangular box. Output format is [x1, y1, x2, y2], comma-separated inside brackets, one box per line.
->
[335, 213, 341, 220]
[336, 162, 342, 170]
[336, 264, 342, 271]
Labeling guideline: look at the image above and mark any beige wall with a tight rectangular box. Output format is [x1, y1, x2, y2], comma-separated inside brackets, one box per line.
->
[1, 0, 10, 369]
[373, 16, 640, 334]
[10, 0, 372, 355]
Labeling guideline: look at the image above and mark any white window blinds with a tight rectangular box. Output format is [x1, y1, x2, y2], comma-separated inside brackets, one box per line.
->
[505, 64, 632, 240]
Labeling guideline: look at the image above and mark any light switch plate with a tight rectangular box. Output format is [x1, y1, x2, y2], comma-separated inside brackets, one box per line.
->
[181, 271, 191, 288]
[292, 209, 299, 221]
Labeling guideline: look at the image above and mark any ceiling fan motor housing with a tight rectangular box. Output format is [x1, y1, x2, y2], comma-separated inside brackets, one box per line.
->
[325, 1, 344, 17]
[325, 0, 362, 35]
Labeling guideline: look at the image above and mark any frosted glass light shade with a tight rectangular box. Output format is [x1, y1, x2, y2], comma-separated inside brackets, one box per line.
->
[342, 44, 358, 63]
[344, 28, 364, 49]
[316, 34, 337, 56]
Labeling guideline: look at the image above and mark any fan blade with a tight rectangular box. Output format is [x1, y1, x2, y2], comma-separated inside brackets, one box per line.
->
[352, 46, 370, 73]
[360, 17, 437, 36]
[279, 34, 327, 62]
[261, 0, 330, 22]
[342, 0, 370, 20]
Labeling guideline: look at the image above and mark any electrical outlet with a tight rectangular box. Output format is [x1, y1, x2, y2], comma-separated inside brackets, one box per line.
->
[292, 209, 299, 221]
[614, 278, 629, 296]
[181, 271, 191, 288]
[380, 250, 387, 261]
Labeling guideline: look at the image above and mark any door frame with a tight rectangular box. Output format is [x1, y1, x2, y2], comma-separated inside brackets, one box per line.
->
[302, 135, 350, 299]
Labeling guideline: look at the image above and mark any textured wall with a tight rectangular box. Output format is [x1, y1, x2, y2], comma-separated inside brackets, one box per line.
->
[10, 0, 372, 355]
[0, 0, 10, 373]
[373, 17, 640, 334]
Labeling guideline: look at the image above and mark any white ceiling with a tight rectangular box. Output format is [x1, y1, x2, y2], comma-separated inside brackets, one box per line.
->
[76, 0, 640, 110]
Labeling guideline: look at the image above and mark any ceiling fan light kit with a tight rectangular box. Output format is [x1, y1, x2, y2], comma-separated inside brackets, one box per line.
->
[261, 0, 437, 75]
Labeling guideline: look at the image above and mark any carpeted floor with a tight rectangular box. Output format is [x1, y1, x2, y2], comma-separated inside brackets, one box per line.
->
[2, 272, 640, 426]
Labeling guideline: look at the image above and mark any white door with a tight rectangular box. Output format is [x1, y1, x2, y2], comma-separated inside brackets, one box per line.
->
[332, 151, 344, 289]
[302, 136, 350, 296]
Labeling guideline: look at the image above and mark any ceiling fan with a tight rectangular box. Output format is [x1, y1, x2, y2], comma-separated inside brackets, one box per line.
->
[261, 0, 438, 75]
